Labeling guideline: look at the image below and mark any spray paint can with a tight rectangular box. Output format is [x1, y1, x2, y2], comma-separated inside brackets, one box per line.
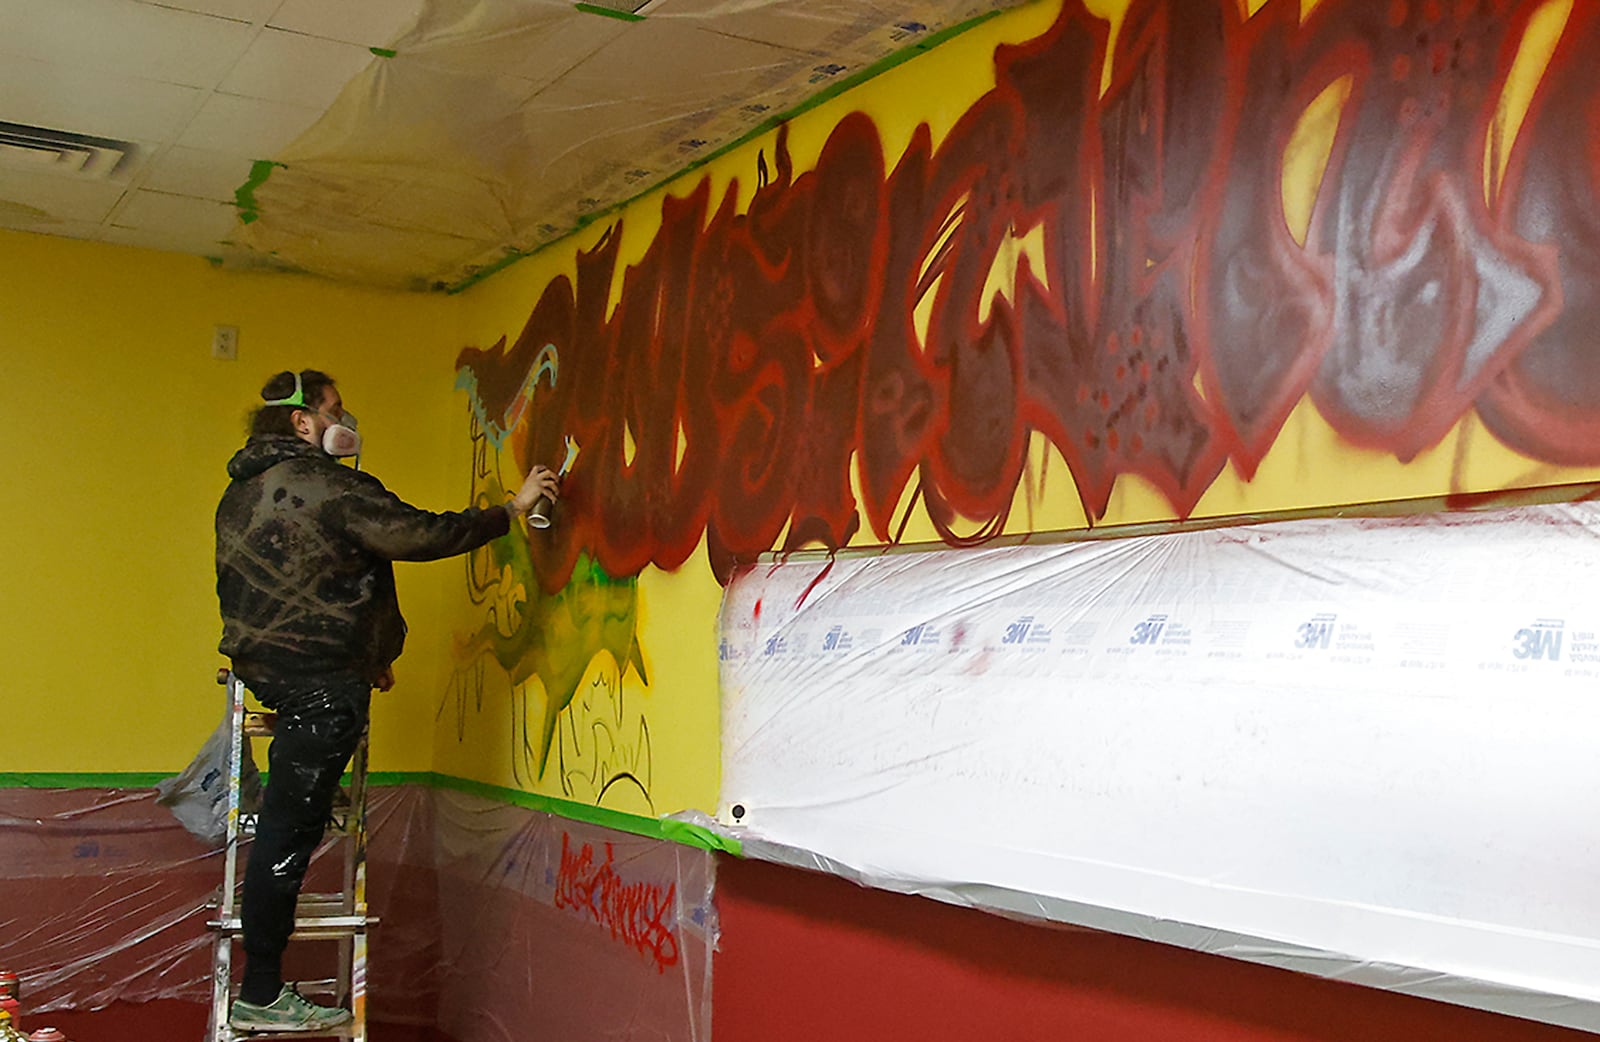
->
[26, 1029, 67, 1042]
[0, 972, 20, 1035]
[0, 1009, 21, 1042]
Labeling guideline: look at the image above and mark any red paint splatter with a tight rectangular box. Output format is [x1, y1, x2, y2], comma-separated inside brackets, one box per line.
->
[794, 560, 835, 610]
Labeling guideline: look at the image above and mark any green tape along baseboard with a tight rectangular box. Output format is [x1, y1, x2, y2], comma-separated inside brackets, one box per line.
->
[0, 770, 738, 854]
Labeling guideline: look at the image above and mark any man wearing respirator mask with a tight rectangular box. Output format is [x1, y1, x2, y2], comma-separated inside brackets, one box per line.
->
[214, 368, 559, 1032]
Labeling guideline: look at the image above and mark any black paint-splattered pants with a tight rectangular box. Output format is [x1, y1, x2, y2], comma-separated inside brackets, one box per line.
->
[238, 681, 369, 1005]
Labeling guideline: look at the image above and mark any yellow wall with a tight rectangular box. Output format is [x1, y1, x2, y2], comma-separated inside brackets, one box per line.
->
[0, 229, 461, 774]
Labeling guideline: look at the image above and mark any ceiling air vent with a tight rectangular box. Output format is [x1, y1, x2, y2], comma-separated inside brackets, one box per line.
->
[0, 121, 134, 179]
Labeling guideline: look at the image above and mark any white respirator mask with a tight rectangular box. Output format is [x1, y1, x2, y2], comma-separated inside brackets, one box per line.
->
[321, 413, 361, 458]
[264, 371, 363, 461]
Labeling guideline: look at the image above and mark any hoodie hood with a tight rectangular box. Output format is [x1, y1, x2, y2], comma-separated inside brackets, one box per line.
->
[226, 435, 327, 481]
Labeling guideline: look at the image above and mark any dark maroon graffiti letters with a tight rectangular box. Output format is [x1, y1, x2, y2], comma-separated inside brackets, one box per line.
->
[459, 0, 1595, 588]
[1482, 2, 1600, 463]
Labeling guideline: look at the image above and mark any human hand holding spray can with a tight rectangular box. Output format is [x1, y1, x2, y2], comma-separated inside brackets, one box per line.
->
[528, 435, 580, 529]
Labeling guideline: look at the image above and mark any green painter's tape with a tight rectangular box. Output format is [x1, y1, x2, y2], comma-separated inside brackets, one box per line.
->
[0, 770, 739, 854]
[574, 2, 646, 21]
[369, 46, 398, 58]
[445, 4, 1018, 293]
[233, 159, 285, 226]
[429, 774, 739, 854]
[0, 772, 170, 789]
[659, 817, 741, 854]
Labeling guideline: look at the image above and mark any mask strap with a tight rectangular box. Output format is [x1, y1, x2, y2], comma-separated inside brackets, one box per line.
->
[263, 371, 306, 408]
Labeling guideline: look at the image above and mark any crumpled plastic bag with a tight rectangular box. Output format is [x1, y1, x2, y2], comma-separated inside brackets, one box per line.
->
[155, 702, 262, 846]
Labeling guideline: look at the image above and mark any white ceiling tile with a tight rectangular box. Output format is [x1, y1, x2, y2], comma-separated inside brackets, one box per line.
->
[138, 0, 285, 23]
[0, 168, 128, 223]
[0, 210, 105, 240]
[178, 93, 323, 156]
[115, 189, 240, 241]
[0, 58, 204, 143]
[269, 0, 428, 48]
[0, 0, 257, 89]
[221, 28, 376, 109]
[140, 146, 257, 201]
[100, 222, 231, 257]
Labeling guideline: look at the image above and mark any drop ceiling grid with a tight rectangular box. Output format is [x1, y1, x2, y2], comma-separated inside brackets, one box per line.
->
[0, 0, 429, 257]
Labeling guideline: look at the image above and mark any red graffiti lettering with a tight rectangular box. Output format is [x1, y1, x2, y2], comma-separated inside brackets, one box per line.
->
[553, 833, 680, 973]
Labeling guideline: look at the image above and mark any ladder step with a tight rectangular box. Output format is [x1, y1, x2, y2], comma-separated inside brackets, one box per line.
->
[214, 892, 364, 913]
[218, 1023, 362, 1040]
[209, 914, 378, 938]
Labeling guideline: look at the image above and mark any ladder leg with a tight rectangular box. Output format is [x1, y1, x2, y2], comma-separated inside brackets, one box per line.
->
[348, 726, 370, 1040]
[351, 930, 369, 1042]
[210, 671, 250, 1042]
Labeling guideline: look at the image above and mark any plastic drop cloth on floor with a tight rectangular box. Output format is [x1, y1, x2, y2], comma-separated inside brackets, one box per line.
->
[0, 784, 715, 1041]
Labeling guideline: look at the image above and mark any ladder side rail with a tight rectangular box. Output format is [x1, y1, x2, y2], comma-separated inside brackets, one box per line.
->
[209, 669, 250, 1042]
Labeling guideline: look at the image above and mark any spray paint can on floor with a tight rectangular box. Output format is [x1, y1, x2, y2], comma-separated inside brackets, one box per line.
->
[0, 972, 20, 1034]
[26, 1029, 66, 1041]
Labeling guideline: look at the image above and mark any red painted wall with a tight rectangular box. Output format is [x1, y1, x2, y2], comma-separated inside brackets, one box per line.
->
[712, 856, 1591, 1042]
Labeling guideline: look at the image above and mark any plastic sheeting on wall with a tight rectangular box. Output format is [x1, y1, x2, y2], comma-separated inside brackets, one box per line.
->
[431, 790, 716, 1042]
[717, 502, 1600, 1034]
[0, 785, 715, 1042]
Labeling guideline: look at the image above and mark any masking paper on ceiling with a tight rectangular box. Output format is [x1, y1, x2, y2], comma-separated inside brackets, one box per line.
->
[231, 0, 1028, 289]
[716, 500, 1600, 1031]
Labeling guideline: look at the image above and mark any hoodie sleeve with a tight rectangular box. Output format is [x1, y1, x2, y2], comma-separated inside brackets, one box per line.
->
[330, 472, 512, 562]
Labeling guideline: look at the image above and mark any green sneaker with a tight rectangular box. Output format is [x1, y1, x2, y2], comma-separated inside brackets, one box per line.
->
[229, 985, 352, 1032]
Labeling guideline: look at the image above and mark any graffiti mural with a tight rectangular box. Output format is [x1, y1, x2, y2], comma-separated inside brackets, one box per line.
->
[444, 401, 654, 809]
[455, 0, 1599, 595]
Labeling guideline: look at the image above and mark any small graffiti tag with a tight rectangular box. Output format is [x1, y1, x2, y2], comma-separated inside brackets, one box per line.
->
[553, 832, 680, 972]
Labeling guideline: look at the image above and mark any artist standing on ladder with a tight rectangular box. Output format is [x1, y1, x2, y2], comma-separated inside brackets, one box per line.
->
[215, 368, 558, 1033]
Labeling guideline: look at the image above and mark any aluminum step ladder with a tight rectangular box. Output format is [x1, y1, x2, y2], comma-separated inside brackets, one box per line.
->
[206, 669, 376, 1041]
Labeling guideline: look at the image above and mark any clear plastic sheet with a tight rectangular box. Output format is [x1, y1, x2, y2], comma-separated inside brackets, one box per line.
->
[717, 500, 1600, 1034]
[431, 790, 715, 1042]
[0, 785, 715, 1041]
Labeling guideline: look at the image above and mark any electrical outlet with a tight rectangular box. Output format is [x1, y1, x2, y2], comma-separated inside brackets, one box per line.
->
[212, 324, 239, 361]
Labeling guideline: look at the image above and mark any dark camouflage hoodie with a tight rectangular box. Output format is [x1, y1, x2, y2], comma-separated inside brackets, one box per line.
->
[216, 435, 511, 693]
